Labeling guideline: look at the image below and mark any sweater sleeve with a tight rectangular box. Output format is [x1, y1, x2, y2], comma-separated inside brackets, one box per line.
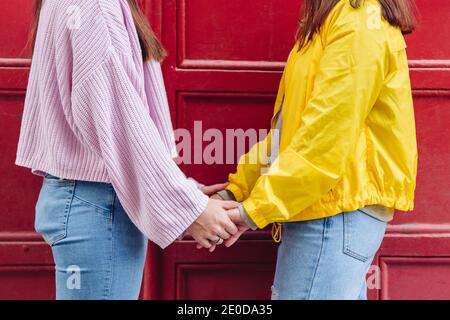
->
[143, 61, 178, 158]
[71, 47, 208, 248]
[225, 71, 286, 202]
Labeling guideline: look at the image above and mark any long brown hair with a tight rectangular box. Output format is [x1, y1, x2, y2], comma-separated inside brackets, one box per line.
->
[31, 0, 166, 62]
[296, 0, 417, 50]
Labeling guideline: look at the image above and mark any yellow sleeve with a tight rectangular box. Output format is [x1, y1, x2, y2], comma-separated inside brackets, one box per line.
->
[243, 10, 387, 228]
[226, 72, 286, 202]
[226, 133, 271, 202]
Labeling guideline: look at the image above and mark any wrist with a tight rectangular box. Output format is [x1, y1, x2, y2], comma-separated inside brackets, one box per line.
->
[239, 204, 258, 230]
[217, 189, 236, 201]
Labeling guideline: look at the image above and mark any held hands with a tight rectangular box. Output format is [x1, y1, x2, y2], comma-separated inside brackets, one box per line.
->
[210, 191, 251, 248]
[222, 206, 250, 248]
[185, 182, 251, 252]
[185, 198, 240, 252]
[197, 203, 250, 252]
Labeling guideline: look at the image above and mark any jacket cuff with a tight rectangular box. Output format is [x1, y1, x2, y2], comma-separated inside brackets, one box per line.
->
[225, 183, 245, 202]
[242, 198, 270, 229]
[217, 190, 236, 201]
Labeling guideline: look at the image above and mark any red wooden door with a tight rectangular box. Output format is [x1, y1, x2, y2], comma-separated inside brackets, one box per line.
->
[0, 0, 449, 300]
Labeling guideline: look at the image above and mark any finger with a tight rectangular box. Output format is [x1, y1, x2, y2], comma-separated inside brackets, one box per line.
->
[196, 243, 203, 249]
[221, 216, 239, 235]
[227, 208, 241, 221]
[205, 236, 220, 252]
[202, 183, 228, 195]
[193, 235, 212, 249]
[221, 200, 240, 210]
[210, 194, 223, 200]
[211, 182, 228, 192]
[225, 229, 246, 247]
[206, 234, 226, 244]
[215, 228, 231, 240]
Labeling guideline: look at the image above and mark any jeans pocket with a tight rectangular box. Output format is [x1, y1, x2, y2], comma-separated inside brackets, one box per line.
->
[72, 181, 114, 220]
[343, 210, 387, 263]
[35, 179, 75, 246]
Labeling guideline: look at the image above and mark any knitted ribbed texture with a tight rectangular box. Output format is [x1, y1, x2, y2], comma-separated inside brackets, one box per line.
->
[16, 0, 208, 248]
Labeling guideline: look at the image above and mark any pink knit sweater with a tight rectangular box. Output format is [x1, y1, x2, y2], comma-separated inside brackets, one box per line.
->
[16, 0, 208, 248]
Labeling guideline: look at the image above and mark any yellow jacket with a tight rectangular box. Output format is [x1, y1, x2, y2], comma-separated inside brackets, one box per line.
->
[226, 0, 418, 229]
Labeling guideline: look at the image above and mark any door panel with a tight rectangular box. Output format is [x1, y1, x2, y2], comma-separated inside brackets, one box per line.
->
[0, 266, 55, 300]
[390, 93, 450, 227]
[0, 0, 33, 59]
[177, 0, 299, 70]
[380, 258, 450, 300]
[176, 264, 275, 300]
[177, 92, 274, 183]
[0, 92, 41, 233]
[405, 0, 450, 61]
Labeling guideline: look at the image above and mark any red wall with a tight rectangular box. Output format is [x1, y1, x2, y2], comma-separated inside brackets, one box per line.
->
[0, 0, 449, 300]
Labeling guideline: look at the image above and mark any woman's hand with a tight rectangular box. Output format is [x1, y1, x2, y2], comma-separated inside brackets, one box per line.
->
[210, 193, 223, 200]
[224, 207, 250, 248]
[196, 203, 251, 251]
[185, 199, 239, 252]
[201, 183, 228, 196]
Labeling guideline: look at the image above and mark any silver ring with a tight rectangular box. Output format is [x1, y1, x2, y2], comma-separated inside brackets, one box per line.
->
[211, 237, 223, 245]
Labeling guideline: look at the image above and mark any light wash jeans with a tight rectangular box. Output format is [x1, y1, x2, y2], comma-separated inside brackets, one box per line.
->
[272, 210, 387, 300]
[35, 174, 148, 300]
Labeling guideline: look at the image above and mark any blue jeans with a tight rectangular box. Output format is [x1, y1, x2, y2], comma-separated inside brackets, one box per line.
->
[35, 175, 148, 300]
[272, 210, 387, 300]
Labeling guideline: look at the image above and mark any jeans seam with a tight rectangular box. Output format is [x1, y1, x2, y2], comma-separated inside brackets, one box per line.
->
[344, 248, 369, 262]
[343, 213, 370, 262]
[72, 182, 113, 219]
[44, 179, 75, 187]
[306, 218, 328, 300]
[51, 185, 75, 246]
[72, 195, 109, 212]
[103, 196, 115, 300]
[109, 189, 116, 223]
